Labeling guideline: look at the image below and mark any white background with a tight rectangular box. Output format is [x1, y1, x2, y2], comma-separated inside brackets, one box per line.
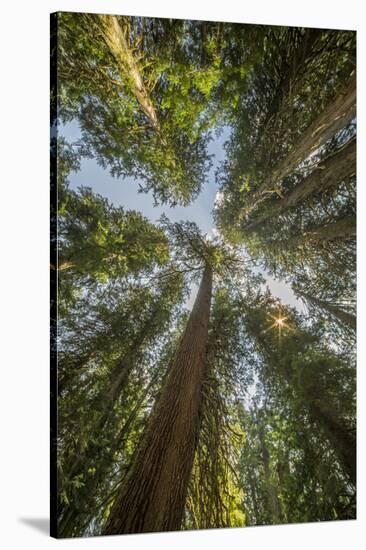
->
[0, 0, 365, 548]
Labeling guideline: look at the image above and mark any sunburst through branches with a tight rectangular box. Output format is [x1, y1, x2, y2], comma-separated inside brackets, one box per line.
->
[262, 309, 293, 343]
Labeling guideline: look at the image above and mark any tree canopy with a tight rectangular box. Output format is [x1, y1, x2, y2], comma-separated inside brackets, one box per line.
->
[52, 14, 356, 538]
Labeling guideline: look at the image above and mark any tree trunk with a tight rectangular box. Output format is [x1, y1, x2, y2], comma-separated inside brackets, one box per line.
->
[309, 402, 356, 485]
[246, 137, 356, 231]
[258, 427, 281, 524]
[101, 302, 160, 405]
[297, 290, 356, 331]
[263, 73, 356, 191]
[279, 137, 356, 208]
[252, 330, 356, 488]
[243, 73, 356, 217]
[248, 472, 260, 524]
[58, 372, 163, 537]
[104, 265, 213, 534]
[58, 302, 154, 396]
[279, 215, 356, 250]
[97, 15, 161, 132]
[58, 298, 168, 537]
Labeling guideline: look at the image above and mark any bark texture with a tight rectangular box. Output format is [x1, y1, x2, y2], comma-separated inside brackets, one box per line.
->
[279, 137, 356, 208]
[262, 74, 356, 191]
[104, 265, 213, 534]
[243, 73, 356, 217]
[246, 137, 356, 231]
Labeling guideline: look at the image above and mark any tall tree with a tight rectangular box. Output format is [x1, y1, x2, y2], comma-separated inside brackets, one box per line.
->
[58, 268, 186, 537]
[104, 221, 243, 534]
[239, 397, 356, 524]
[244, 136, 356, 231]
[104, 263, 213, 534]
[240, 74, 356, 217]
[243, 295, 356, 485]
[294, 287, 356, 331]
[215, 27, 355, 244]
[185, 286, 258, 529]
[57, 13, 240, 205]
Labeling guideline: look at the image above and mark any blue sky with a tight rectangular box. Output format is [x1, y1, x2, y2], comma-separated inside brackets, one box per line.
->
[62, 121, 304, 312]
[64, 121, 228, 234]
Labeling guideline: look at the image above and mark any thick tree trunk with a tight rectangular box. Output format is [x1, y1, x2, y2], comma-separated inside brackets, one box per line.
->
[297, 290, 356, 331]
[97, 15, 161, 132]
[279, 215, 356, 250]
[279, 137, 356, 208]
[246, 137, 356, 231]
[243, 73, 356, 217]
[104, 265, 213, 534]
[59, 372, 162, 537]
[309, 402, 356, 485]
[262, 73, 356, 191]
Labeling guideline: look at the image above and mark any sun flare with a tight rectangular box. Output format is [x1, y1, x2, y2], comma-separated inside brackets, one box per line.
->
[261, 311, 293, 341]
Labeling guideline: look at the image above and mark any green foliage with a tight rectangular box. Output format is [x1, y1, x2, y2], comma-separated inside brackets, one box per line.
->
[240, 293, 356, 512]
[57, 186, 169, 315]
[55, 16, 356, 536]
[57, 13, 229, 205]
[57, 266, 187, 536]
[214, 26, 356, 346]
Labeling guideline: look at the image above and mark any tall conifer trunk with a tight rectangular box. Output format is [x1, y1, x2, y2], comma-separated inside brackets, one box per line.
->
[104, 265, 213, 534]
[250, 328, 356, 486]
[264, 73, 356, 192]
[243, 74, 356, 217]
[245, 137, 356, 231]
[58, 301, 168, 537]
[297, 290, 356, 331]
[278, 215, 356, 251]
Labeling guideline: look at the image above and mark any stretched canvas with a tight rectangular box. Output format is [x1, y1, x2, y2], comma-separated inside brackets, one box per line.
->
[50, 11, 356, 538]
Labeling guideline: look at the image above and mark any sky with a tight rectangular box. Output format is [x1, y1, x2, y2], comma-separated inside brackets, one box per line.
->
[62, 121, 305, 312]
